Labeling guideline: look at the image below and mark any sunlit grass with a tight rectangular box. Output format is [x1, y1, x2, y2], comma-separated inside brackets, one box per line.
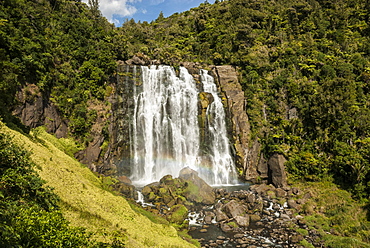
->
[293, 180, 370, 247]
[1, 122, 195, 247]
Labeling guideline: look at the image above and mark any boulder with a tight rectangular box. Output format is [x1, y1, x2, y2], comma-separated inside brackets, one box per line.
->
[222, 200, 247, 219]
[113, 182, 136, 199]
[268, 153, 288, 188]
[249, 214, 261, 222]
[234, 215, 250, 227]
[275, 188, 287, 198]
[179, 167, 215, 205]
[215, 209, 228, 222]
[287, 199, 300, 211]
[118, 175, 132, 185]
[204, 211, 215, 224]
[220, 223, 233, 232]
[167, 204, 188, 225]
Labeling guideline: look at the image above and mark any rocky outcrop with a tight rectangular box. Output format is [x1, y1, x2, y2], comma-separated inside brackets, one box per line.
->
[178, 167, 215, 205]
[13, 83, 68, 138]
[137, 170, 216, 229]
[268, 153, 288, 188]
[212, 66, 265, 182]
[213, 66, 250, 175]
[75, 100, 111, 173]
[141, 168, 215, 208]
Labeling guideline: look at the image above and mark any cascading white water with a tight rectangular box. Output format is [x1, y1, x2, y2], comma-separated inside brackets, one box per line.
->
[199, 70, 238, 185]
[129, 65, 237, 186]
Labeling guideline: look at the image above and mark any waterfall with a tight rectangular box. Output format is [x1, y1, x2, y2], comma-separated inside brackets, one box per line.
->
[128, 65, 237, 186]
[199, 69, 238, 185]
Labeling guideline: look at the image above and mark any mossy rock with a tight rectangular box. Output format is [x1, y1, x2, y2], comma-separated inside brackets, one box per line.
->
[227, 221, 238, 228]
[148, 191, 157, 201]
[159, 187, 168, 195]
[167, 204, 189, 225]
[160, 175, 174, 185]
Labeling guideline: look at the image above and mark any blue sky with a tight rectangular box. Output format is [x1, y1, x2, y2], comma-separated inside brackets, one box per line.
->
[83, 0, 215, 26]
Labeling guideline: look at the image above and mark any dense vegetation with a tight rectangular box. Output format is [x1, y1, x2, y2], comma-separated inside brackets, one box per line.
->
[0, 122, 94, 247]
[118, 0, 370, 199]
[0, 0, 117, 138]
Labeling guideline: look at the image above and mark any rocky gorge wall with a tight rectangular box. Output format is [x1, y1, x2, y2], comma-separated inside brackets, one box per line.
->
[12, 58, 287, 187]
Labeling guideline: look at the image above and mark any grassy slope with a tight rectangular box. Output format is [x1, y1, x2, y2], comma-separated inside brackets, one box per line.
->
[294, 180, 370, 247]
[1, 124, 194, 248]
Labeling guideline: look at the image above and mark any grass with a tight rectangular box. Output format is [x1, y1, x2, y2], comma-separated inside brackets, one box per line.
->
[1, 122, 195, 248]
[292, 180, 370, 248]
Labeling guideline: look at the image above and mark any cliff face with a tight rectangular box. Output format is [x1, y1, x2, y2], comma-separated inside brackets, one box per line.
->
[12, 62, 271, 184]
[212, 65, 267, 182]
[13, 84, 68, 138]
[178, 63, 267, 182]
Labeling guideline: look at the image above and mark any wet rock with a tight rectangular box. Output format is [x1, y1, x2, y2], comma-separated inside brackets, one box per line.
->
[250, 214, 261, 222]
[204, 211, 215, 224]
[213, 65, 264, 182]
[222, 200, 247, 218]
[179, 167, 215, 205]
[235, 215, 250, 227]
[215, 209, 228, 222]
[221, 222, 233, 232]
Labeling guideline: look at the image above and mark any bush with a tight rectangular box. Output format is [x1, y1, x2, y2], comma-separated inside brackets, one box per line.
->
[0, 124, 91, 247]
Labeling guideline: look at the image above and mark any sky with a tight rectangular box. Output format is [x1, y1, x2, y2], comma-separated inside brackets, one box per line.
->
[82, 0, 215, 26]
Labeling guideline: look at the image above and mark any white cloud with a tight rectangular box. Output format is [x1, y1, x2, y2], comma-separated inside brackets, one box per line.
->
[82, 0, 140, 24]
[150, 0, 165, 5]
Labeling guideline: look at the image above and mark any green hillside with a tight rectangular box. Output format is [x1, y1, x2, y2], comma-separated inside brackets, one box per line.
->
[0, 121, 195, 247]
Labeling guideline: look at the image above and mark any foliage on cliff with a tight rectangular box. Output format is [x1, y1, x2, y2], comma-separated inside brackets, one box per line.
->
[118, 0, 370, 198]
[0, 0, 117, 138]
